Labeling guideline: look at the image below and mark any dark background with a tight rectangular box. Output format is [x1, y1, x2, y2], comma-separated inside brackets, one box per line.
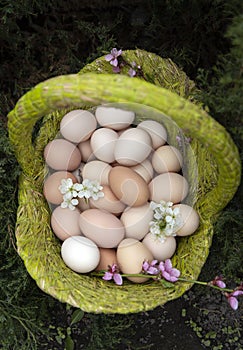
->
[0, 1, 242, 349]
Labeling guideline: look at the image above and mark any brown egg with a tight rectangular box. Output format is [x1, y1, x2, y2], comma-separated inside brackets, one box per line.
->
[120, 203, 153, 240]
[173, 204, 200, 236]
[109, 166, 150, 207]
[43, 171, 77, 205]
[44, 139, 81, 171]
[152, 145, 183, 173]
[51, 206, 82, 241]
[95, 248, 118, 271]
[78, 139, 96, 162]
[142, 234, 176, 261]
[89, 185, 126, 215]
[149, 173, 189, 204]
[117, 238, 153, 283]
[79, 209, 125, 248]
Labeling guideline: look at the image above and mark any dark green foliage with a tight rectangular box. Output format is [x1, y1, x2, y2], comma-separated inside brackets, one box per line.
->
[0, 0, 242, 349]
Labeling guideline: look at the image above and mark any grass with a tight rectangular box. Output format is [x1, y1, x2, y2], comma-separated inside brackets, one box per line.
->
[0, 1, 242, 349]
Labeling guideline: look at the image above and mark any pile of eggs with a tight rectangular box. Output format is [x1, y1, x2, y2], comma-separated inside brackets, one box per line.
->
[43, 107, 199, 283]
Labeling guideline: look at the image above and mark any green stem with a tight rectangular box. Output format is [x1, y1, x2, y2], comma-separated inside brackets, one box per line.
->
[91, 272, 234, 293]
[178, 277, 234, 293]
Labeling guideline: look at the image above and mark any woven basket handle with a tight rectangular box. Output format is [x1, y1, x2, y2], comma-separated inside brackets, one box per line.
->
[8, 73, 241, 217]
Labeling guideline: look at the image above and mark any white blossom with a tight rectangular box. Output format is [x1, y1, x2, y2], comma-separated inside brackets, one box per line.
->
[58, 177, 104, 210]
[149, 200, 181, 242]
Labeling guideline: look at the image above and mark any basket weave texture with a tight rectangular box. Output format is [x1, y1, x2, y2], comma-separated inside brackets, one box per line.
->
[8, 50, 241, 313]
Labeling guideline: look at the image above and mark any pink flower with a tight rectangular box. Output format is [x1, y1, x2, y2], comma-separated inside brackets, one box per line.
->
[103, 264, 123, 285]
[225, 288, 243, 310]
[159, 259, 180, 282]
[105, 48, 122, 67]
[211, 275, 226, 289]
[142, 260, 160, 275]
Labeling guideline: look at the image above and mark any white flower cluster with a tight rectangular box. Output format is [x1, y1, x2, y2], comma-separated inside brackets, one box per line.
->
[149, 200, 181, 243]
[59, 178, 104, 210]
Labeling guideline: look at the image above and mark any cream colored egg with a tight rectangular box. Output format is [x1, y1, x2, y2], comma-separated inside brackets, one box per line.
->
[149, 173, 189, 203]
[61, 236, 100, 273]
[95, 106, 135, 130]
[173, 204, 200, 236]
[51, 206, 82, 241]
[89, 185, 126, 215]
[109, 166, 150, 207]
[78, 139, 96, 162]
[137, 120, 167, 149]
[60, 109, 97, 143]
[142, 234, 176, 260]
[79, 209, 125, 248]
[44, 139, 81, 171]
[131, 159, 154, 183]
[43, 171, 78, 205]
[120, 203, 153, 240]
[114, 128, 152, 166]
[95, 248, 118, 271]
[82, 160, 112, 185]
[152, 145, 183, 173]
[117, 238, 153, 283]
[90, 128, 118, 163]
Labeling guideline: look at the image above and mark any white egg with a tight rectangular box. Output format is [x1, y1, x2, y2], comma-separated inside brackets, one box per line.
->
[60, 109, 97, 143]
[114, 128, 152, 166]
[61, 236, 100, 273]
[90, 128, 118, 163]
[95, 106, 135, 130]
[137, 120, 167, 149]
[131, 159, 154, 183]
[82, 160, 112, 185]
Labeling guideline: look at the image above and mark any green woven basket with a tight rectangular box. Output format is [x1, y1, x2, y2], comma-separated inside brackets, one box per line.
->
[8, 50, 241, 313]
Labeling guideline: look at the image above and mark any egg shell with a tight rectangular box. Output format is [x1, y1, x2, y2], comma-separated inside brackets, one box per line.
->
[120, 203, 154, 240]
[44, 139, 81, 171]
[173, 204, 200, 236]
[142, 234, 176, 260]
[131, 159, 154, 183]
[109, 166, 150, 207]
[114, 128, 152, 166]
[72, 162, 85, 182]
[78, 197, 91, 211]
[82, 160, 112, 185]
[149, 173, 189, 203]
[95, 248, 118, 271]
[152, 145, 183, 174]
[117, 238, 153, 283]
[43, 171, 78, 205]
[61, 236, 100, 273]
[95, 106, 135, 130]
[51, 206, 82, 241]
[79, 209, 125, 248]
[78, 140, 96, 162]
[137, 120, 167, 149]
[90, 128, 118, 163]
[60, 109, 97, 143]
[89, 185, 126, 215]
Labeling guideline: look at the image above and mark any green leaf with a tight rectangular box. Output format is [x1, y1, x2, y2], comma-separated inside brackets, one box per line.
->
[65, 335, 74, 350]
[70, 309, 84, 326]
